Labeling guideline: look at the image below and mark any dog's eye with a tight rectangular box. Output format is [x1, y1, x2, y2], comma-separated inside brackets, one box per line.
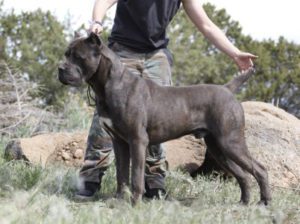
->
[73, 52, 82, 60]
[65, 49, 71, 57]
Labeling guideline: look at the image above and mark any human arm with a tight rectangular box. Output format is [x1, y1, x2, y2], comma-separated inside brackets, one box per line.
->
[90, 0, 118, 34]
[182, 0, 257, 71]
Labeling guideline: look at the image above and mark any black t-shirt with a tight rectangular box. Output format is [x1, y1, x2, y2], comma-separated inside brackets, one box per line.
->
[109, 0, 181, 52]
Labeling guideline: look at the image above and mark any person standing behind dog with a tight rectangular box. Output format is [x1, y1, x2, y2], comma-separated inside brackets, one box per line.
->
[75, 0, 258, 200]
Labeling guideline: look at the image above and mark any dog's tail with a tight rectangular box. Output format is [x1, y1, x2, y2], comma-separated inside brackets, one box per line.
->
[224, 68, 255, 93]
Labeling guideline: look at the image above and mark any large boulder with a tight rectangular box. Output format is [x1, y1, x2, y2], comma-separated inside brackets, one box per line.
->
[242, 101, 300, 188]
[4, 101, 300, 188]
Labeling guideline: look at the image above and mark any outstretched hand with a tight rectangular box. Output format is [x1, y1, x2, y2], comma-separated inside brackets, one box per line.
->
[233, 51, 258, 71]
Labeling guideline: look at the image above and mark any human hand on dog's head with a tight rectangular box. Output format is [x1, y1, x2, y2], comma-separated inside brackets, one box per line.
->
[58, 33, 102, 87]
[89, 20, 103, 35]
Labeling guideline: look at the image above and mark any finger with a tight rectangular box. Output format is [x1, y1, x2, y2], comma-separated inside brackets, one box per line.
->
[239, 63, 252, 71]
[246, 53, 258, 59]
[249, 59, 254, 67]
[96, 27, 103, 34]
[250, 55, 258, 59]
[240, 52, 258, 59]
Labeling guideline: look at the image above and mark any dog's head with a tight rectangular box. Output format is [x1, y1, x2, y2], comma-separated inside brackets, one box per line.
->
[58, 32, 102, 87]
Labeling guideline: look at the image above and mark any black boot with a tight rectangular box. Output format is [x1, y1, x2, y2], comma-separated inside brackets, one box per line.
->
[144, 177, 166, 199]
[144, 187, 166, 199]
[74, 181, 100, 201]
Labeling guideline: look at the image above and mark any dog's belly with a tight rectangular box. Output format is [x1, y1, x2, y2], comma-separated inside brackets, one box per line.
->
[147, 110, 207, 144]
[148, 128, 198, 144]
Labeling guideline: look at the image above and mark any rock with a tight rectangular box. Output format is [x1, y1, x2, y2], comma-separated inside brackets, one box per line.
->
[4, 132, 87, 167]
[164, 135, 205, 173]
[61, 152, 71, 161]
[242, 101, 300, 188]
[73, 149, 84, 159]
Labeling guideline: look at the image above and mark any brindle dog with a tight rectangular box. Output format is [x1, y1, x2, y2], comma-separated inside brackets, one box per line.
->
[58, 33, 271, 205]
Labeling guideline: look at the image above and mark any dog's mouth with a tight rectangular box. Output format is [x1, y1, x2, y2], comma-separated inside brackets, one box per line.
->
[58, 65, 83, 87]
[58, 73, 82, 87]
[59, 77, 68, 85]
[59, 76, 82, 87]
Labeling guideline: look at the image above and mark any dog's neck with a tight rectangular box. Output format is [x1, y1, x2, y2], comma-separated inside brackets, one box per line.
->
[87, 45, 125, 113]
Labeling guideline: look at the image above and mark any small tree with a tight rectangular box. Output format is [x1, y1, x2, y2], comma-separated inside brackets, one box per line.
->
[0, 7, 68, 106]
[0, 61, 58, 137]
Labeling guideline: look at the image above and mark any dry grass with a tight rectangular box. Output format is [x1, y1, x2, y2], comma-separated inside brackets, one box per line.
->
[0, 156, 299, 224]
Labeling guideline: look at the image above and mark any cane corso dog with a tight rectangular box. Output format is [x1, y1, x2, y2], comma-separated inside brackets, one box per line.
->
[58, 33, 271, 205]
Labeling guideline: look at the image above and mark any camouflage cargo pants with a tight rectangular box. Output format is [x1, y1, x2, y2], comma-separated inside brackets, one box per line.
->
[79, 42, 173, 191]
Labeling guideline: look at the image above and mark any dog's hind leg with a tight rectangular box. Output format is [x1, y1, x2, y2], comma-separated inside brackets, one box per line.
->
[112, 137, 130, 199]
[217, 133, 271, 205]
[205, 135, 251, 204]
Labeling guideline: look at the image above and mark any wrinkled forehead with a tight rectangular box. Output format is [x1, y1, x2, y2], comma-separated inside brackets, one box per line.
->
[65, 37, 86, 56]
[69, 37, 85, 48]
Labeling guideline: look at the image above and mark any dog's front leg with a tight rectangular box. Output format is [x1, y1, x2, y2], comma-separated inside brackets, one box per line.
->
[130, 135, 148, 205]
[112, 137, 130, 199]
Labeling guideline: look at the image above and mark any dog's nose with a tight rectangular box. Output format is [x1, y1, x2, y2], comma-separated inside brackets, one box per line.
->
[58, 62, 67, 77]
[58, 66, 64, 74]
[58, 65, 68, 85]
[58, 63, 65, 72]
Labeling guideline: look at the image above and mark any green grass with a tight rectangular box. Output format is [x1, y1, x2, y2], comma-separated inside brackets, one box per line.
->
[0, 157, 299, 224]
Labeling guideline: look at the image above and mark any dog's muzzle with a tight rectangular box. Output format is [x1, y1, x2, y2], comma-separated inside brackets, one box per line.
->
[58, 65, 69, 85]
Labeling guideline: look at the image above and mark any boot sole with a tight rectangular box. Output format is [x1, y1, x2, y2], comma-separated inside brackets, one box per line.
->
[73, 194, 96, 202]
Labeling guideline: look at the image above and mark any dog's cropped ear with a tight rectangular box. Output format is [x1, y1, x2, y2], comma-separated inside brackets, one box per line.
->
[86, 32, 102, 46]
[74, 31, 81, 39]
